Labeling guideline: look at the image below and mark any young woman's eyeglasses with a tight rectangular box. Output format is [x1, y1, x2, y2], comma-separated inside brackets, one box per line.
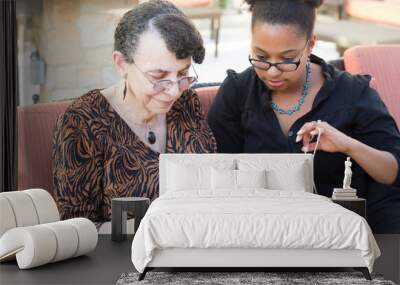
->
[248, 41, 309, 72]
[133, 63, 198, 93]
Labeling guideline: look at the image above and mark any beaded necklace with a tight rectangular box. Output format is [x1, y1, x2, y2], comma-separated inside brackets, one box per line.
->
[122, 83, 157, 145]
[271, 59, 312, 116]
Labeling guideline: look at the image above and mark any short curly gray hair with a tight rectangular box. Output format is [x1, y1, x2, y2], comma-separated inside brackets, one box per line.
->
[114, 0, 205, 64]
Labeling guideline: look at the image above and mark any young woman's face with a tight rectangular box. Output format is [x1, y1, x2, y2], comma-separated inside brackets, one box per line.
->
[250, 22, 314, 92]
[125, 30, 193, 115]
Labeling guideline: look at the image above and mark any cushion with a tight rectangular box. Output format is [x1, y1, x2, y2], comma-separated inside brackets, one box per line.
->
[164, 156, 236, 193]
[265, 165, 307, 191]
[211, 168, 267, 190]
[195, 86, 220, 116]
[63, 218, 98, 257]
[211, 168, 236, 190]
[0, 189, 60, 237]
[0, 197, 17, 237]
[18, 101, 72, 196]
[237, 169, 267, 189]
[167, 162, 212, 191]
[238, 159, 310, 192]
[23, 189, 60, 224]
[0, 191, 40, 228]
[42, 222, 78, 262]
[344, 45, 400, 128]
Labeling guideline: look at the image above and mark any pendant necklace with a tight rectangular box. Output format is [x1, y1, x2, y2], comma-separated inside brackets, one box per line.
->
[146, 125, 156, 144]
[122, 82, 157, 145]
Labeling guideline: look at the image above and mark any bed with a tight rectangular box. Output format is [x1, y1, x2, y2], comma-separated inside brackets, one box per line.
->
[131, 153, 380, 280]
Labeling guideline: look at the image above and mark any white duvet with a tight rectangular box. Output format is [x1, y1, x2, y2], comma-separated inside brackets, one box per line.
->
[131, 190, 380, 273]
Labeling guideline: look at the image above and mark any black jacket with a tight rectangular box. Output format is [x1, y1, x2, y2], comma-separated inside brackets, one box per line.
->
[208, 55, 400, 233]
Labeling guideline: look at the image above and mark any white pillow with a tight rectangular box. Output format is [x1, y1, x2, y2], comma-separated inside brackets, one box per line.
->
[167, 162, 211, 192]
[237, 169, 267, 189]
[165, 158, 236, 171]
[265, 165, 307, 191]
[211, 168, 236, 190]
[211, 168, 267, 190]
[238, 159, 310, 192]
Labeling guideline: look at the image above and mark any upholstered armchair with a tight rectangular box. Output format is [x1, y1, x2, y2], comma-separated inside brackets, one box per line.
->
[344, 45, 400, 128]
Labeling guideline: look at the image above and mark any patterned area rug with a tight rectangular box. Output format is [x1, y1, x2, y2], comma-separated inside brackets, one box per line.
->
[116, 271, 396, 285]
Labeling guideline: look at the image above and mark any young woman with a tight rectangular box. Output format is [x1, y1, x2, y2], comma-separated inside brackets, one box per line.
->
[53, 0, 216, 225]
[207, 0, 400, 233]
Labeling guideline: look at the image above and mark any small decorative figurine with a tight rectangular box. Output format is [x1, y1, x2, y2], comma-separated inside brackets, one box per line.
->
[332, 157, 357, 200]
[342, 157, 353, 189]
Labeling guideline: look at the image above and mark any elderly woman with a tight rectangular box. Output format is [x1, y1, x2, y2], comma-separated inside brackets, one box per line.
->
[53, 0, 216, 225]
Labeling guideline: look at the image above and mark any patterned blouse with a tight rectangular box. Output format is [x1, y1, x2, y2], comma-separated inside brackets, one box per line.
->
[52, 89, 217, 223]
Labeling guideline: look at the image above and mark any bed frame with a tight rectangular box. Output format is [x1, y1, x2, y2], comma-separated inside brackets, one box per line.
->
[140, 248, 371, 280]
[138, 154, 372, 281]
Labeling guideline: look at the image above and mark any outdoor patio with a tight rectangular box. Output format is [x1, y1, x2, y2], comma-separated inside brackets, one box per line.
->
[15, 0, 400, 104]
[192, 6, 400, 84]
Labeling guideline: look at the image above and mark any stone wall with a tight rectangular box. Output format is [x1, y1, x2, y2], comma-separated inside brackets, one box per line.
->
[35, 0, 137, 102]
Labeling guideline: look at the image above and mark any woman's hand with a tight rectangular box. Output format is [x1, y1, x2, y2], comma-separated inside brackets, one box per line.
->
[296, 120, 357, 154]
[296, 120, 399, 185]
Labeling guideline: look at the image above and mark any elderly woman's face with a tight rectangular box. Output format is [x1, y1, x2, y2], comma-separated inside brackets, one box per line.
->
[126, 30, 192, 114]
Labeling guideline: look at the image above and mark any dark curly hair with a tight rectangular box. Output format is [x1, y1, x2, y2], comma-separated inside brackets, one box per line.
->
[114, 0, 205, 64]
[244, 0, 324, 38]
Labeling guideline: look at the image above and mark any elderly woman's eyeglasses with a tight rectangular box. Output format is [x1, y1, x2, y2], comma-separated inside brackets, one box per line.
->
[248, 42, 309, 72]
[133, 63, 198, 93]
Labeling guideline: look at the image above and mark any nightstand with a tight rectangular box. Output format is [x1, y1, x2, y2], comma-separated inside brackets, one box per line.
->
[111, 197, 150, 242]
[331, 198, 366, 218]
